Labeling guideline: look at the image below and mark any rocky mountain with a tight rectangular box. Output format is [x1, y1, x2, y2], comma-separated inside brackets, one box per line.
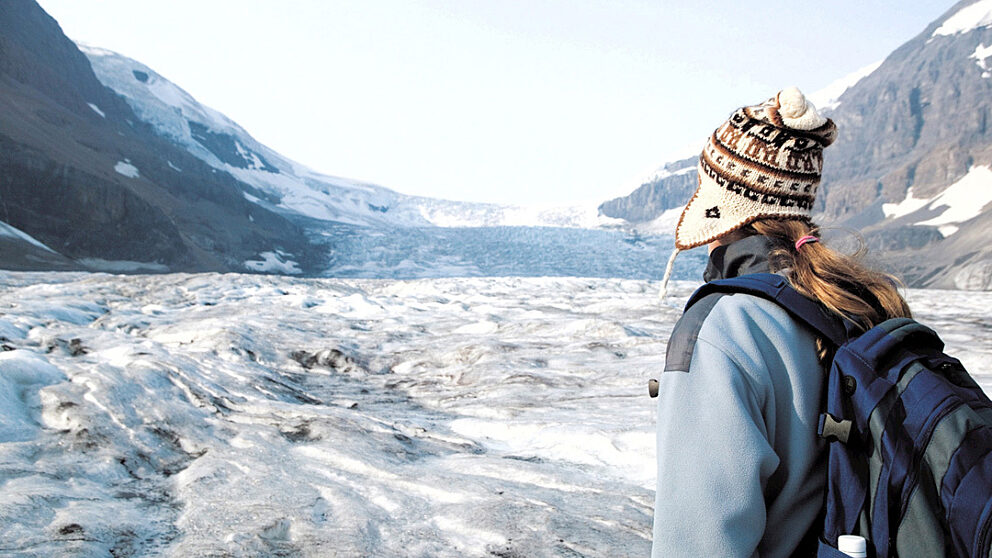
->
[0, 0, 319, 273]
[0, 0, 613, 275]
[600, 0, 992, 289]
[598, 156, 698, 225]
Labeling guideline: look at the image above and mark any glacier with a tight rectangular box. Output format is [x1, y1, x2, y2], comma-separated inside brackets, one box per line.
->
[318, 225, 707, 280]
[0, 271, 989, 557]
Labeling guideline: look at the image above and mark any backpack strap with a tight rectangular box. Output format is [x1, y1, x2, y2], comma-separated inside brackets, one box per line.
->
[686, 272, 849, 347]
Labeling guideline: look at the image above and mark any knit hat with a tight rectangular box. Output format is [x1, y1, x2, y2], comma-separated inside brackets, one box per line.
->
[659, 87, 836, 297]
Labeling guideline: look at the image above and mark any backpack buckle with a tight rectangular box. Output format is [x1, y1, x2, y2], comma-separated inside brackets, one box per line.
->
[818, 413, 853, 444]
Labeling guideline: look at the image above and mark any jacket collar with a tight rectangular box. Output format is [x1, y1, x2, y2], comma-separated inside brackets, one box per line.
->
[703, 235, 775, 282]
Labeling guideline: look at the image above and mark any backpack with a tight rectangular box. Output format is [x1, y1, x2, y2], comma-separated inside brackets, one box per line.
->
[684, 272, 992, 558]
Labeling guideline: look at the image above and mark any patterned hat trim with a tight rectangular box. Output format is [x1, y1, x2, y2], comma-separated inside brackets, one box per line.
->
[714, 114, 830, 175]
[698, 151, 819, 205]
[716, 116, 830, 164]
[707, 134, 823, 185]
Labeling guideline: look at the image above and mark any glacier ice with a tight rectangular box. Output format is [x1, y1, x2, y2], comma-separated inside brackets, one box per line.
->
[0, 271, 988, 556]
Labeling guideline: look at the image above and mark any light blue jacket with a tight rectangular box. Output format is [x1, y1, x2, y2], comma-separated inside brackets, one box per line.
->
[653, 237, 827, 557]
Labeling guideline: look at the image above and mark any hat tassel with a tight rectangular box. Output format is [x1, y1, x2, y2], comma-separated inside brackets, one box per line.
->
[659, 248, 680, 300]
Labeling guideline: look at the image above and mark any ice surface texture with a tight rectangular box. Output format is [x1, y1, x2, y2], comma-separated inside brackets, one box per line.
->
[321, 225, 707, 280]
[0, 272, 988, 557]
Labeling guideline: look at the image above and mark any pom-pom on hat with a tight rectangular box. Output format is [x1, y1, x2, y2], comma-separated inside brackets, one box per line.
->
[675, 87, 836, 251]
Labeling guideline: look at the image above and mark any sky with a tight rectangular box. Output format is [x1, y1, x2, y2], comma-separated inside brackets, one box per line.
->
[37, 1, 954, 206]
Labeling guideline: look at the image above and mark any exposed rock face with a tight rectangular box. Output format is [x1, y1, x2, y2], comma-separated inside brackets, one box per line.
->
[598, 156, 698, 222]
[0, 0, 130, 121]
[0, 0, 314, 272]
[816, 0, 992, 289]
[187, 121, 279, 172]
[821, 0, 992, 224]
[600, 0, 992, 289]
[955, 259, 992, 290]
[0, 136, 188, 264]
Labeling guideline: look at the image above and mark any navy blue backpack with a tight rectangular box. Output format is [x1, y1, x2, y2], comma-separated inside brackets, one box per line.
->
[686, 273, 992, 557]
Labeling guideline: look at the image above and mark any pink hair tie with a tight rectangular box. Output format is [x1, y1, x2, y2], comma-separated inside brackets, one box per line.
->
[795, 235, 820, 250]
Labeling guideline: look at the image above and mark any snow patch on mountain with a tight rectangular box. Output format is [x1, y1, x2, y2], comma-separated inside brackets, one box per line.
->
[244, 251, 302, 275]
[883, 165, 992, 236]
[79, 44, 430, 226]
[883, 188, 931, 220]
[972, 44, 992, 77]
[808, 60, 883, 112]
[916, 165, 992, 232]
[0, 221, 56, 253]
[81, 43, 234, 138]
[86, 103, 105, 118]
[113, 160, 139, 178]
[631, 151, 699, 189]
[933, 0, 992, 37]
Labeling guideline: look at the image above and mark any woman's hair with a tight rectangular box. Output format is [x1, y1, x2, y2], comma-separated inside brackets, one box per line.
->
[743, 218, 912, 334]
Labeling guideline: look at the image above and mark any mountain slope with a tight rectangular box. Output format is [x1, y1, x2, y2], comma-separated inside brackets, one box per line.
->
[80, 45, 430, 229]
[600, 0, 992, 289]
[0, 0, 316, 273]
[0, 220, 81, 271]
[819, 0, 992, 288]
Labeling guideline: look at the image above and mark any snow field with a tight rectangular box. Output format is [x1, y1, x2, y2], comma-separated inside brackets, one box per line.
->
[0, 271, 989, 557]
[932, 0, 992, 37]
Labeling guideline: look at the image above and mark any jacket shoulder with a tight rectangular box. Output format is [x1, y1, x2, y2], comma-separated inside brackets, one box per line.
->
[666, 290, 799, 373]
[665, 292, 728, 373]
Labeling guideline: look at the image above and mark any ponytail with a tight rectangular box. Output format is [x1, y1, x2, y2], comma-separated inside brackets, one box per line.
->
[744, 219, 912, 334]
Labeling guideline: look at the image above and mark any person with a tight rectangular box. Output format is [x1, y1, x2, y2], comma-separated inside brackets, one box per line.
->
[651, 87, 912, 557]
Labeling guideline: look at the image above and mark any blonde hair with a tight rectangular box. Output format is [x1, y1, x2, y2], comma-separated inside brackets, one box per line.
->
[745, 219, 912, 333]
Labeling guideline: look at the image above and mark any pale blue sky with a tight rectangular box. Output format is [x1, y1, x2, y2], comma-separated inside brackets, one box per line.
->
[38, 1, 953, 205]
